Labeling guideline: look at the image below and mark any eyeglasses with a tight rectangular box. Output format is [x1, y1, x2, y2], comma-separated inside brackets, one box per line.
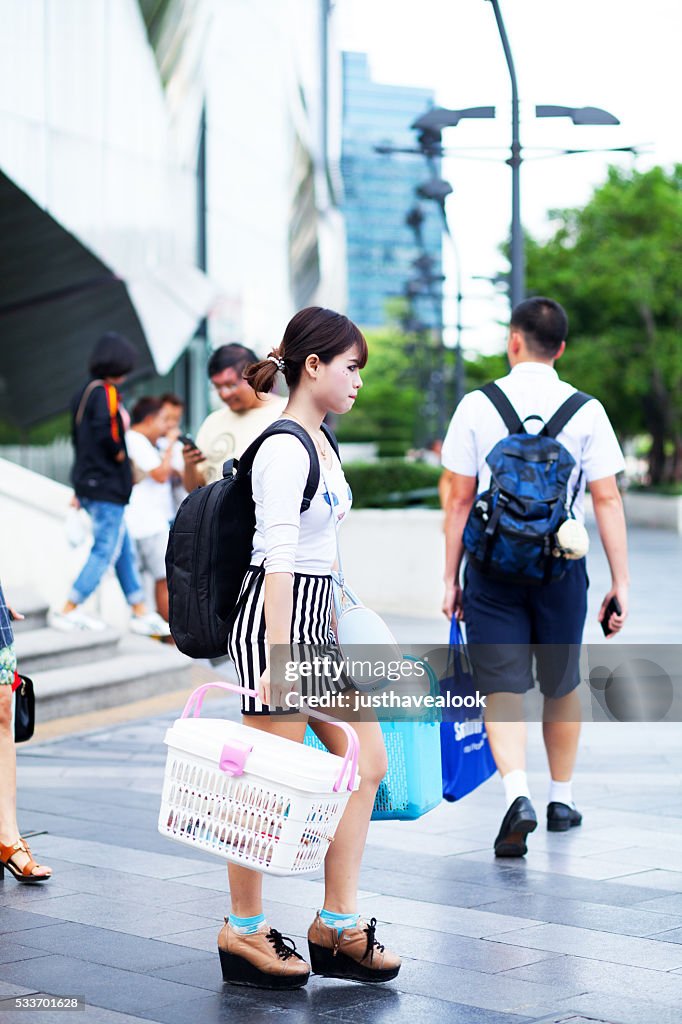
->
[213, 380, 242, 394]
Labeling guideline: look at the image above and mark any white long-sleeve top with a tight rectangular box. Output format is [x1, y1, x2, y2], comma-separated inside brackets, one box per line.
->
[250, 434, 352, 575]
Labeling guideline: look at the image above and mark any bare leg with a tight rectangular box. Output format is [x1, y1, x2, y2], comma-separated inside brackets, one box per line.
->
[0, 688, 51, 876]
[226, 716, 307, 916]
[543, 690, 581, 781]
[310, 716, 386, 913]
[225, 712, 386, 917]
[154, 579, 169, 622]
[484, 693, 526, 776]
[0, 688, 18, 841]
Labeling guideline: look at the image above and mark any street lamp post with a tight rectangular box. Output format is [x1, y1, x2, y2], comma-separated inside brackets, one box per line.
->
[416, 176, 465, 413]
[486, 0, 523, 308]
[404, 204, 449, 441]
[410, 107, 497, 417]
[485, 0, 621, 309]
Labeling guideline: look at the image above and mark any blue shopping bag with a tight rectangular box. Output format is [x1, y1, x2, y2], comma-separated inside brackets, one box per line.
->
[440, 618, 497, 801]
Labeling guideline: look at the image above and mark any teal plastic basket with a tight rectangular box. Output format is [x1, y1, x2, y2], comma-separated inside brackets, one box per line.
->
[304, 657, 442, 821]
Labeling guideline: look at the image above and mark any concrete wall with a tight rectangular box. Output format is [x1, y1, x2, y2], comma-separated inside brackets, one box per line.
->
[2, 459, 679, 627]
[341, 509, 446, 618]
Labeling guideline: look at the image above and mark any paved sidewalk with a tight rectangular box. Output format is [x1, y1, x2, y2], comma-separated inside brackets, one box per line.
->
[1, 525, 681, 1024]
[2, 709, 681, 1024]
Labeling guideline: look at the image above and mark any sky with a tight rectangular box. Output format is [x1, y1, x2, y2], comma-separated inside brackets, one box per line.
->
[336, 0, 682, 354]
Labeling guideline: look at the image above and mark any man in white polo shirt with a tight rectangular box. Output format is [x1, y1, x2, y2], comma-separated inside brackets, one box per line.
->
[441, 297, 629, 858]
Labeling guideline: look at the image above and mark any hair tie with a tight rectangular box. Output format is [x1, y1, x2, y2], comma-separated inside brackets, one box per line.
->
[267, 354, 285, 371]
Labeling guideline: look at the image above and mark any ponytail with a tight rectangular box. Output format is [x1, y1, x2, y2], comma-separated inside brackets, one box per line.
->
[243, 352, 284, 394]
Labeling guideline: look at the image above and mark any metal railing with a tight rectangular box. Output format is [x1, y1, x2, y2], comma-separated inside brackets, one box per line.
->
[0, 440, 72, 486]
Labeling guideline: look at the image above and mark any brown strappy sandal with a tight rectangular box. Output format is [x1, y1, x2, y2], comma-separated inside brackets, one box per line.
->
[0, 837, 52, 883]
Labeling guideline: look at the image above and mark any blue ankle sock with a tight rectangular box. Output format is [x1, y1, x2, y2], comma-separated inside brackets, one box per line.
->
[320, 908, 359, 933]
[228, 912, 266, 935]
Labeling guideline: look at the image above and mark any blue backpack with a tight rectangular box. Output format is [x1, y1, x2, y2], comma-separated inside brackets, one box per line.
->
[463, 382, 592, 585]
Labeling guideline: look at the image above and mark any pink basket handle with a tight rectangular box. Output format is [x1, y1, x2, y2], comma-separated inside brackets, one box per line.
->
[180, 680, 359, 793]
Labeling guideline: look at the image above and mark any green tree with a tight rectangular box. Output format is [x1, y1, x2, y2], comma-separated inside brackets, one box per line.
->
[525, 165, 682, 484]
[463, 351, 508, 390]
[334, 321, 422, 455]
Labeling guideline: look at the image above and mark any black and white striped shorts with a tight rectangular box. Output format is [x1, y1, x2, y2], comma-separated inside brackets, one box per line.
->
[227, 566, 352, 715]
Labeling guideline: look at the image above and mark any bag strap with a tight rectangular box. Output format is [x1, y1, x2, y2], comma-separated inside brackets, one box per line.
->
[75, 379, 121, 443]
[541, 391, 592, 439]
[449, 616, 462, 646]
[236, 419, 325, 512]
[75, 379, 103, 427]
[479, 382, 525, 435]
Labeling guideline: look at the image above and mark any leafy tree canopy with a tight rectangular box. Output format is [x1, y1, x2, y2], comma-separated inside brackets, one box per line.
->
[525, 165, 682, 483]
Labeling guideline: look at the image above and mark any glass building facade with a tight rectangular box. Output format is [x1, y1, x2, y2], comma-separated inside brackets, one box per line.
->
[341, 52, 442, 328]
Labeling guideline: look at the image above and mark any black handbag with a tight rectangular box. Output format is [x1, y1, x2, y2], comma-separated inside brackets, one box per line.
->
[12, 673, 35, 743]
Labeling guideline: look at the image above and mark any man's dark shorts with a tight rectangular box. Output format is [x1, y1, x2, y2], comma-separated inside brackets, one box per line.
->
[462, 558, 588, 699]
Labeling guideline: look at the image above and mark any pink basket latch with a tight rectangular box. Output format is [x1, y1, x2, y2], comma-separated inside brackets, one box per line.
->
[219, 739, 253, 776]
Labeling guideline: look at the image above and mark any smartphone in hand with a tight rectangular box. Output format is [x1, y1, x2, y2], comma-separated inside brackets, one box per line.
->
[179, 434, 199, 451]
[600, 595, 622, 637]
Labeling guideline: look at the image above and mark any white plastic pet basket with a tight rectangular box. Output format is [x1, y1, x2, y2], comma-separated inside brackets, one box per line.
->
[158, 682, 360, 876]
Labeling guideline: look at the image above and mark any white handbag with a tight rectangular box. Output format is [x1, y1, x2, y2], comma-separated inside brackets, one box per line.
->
[332, 572, 401, 654]
[65, 506, 90, 548]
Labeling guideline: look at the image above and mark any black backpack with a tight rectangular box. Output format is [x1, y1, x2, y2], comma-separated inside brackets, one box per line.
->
[166, 418, 339, 658]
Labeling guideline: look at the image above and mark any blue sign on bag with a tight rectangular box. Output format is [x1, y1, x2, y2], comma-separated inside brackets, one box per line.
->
[440, 618, 497, 801]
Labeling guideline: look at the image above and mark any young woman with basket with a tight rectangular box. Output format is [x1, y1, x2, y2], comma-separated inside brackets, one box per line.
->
[220, 307, 401, 989]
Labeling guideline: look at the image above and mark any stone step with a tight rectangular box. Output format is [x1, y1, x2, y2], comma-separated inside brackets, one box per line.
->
[30, 635, 194, 722]
[5, 588, 49, 633]
[14, 626, 121, 674]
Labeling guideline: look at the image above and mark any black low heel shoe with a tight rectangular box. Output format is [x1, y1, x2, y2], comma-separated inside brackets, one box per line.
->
[494, 796, 538, 857]
[308, 941, 400, 983]
[218, 947, 308, 990]
[547, 802, 582, 832]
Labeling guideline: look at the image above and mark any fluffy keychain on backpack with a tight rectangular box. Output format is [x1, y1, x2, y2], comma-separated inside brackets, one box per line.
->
[553, 519, 590, 559]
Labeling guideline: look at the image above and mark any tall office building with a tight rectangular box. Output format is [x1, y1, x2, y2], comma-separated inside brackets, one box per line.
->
[341, 52, 442, 328]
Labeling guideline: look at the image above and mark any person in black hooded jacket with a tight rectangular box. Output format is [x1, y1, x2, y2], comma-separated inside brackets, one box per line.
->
[52, 333, 169, 637]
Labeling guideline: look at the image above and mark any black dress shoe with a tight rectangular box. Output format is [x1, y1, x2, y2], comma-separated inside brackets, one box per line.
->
[494, 797, 537, 857]
[547, 802, 582, 832]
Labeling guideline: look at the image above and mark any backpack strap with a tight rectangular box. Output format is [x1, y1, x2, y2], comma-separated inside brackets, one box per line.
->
[479, 382, 525, 435]
[74, 379, 121, 444]
[541, 391, 592, 439]
[235, 420, 324, 512]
